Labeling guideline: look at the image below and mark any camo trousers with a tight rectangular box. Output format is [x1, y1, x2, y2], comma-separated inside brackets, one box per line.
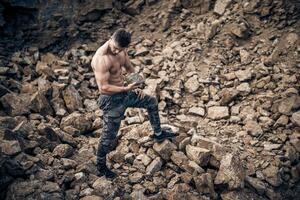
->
[96, 91, 161, 166]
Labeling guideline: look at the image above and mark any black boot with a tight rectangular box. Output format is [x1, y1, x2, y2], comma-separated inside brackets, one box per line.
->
[150, 128, 176, 142]
[97, 164, 117, 179]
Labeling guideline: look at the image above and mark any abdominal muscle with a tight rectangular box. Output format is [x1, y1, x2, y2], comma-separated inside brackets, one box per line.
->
[109, 70, 124, 87]
[97, 66, 125, 95]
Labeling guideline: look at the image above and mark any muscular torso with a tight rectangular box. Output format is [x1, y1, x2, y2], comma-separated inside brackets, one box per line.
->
[91, 41, 126, 94]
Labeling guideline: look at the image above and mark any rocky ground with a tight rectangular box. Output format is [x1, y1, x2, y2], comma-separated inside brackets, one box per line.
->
[0, 0, 300, 199]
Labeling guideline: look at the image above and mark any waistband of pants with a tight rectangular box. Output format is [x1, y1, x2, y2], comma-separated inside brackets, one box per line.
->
[99, 91, 128, 99]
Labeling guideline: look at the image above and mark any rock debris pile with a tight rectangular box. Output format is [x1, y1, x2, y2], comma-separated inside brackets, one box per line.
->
[0, 0, 300, 199]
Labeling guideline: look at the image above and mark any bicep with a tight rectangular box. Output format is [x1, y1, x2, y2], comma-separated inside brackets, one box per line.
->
[124, 52, 134, 72]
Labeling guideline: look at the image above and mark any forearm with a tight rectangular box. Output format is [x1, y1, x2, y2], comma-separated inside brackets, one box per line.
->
[101, 84, 127, 94]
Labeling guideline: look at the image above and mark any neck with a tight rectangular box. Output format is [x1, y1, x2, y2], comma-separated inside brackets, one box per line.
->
[105, 40, 113, 55]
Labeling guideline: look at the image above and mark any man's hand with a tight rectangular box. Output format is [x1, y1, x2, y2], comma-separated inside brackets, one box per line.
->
[124, 82, 140, 91]
[133, 88, 146, 99]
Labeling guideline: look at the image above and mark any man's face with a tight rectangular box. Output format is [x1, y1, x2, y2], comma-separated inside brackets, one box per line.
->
[110, 39, 125, 55]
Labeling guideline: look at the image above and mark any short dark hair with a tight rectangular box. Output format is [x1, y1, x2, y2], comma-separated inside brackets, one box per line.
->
[112, 28, 131, 48]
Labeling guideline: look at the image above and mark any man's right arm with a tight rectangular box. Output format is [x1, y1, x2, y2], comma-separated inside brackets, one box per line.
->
[95, 56, 138, 95]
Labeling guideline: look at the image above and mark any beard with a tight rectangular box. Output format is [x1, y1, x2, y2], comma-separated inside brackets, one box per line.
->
[108, 45, 119, 55]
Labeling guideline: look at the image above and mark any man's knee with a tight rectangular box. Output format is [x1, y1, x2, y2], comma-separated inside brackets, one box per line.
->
[148, 96, 158, 109]
[149, 96, 158, 106]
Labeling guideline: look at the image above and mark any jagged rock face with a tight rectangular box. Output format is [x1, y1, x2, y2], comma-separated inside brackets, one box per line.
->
[0, 0, 300, 199]
[0, 0, 113, 48]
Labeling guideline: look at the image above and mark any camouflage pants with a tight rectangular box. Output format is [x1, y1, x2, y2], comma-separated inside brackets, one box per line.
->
[96, 91, 161, 166]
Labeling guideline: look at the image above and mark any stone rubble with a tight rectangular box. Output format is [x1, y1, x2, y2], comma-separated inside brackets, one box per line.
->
[0, 0, 300, 199]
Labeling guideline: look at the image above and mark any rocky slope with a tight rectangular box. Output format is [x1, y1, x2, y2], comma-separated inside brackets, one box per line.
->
[0, 0, 300, 199]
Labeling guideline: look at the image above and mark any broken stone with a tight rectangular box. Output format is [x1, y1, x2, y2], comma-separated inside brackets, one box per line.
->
[81, 196, 103, 200]
[170, 151, 189, 171]
[263, 142, 282, 151]
[184, 75, 200, 93]
[146, 157, 163, 175]
[144, 78, 161, 97]
[125, 153, 135, 164]
[221, 189, 266, 200]
[235, 69, 252, 82]
[158, 100, 167, 111]
[0, 93, 31, 116]
[36, 61, 53, 76]
[291, 111, 300, 127]
[194, 173, 217, 199]
[168, 175, 180, 189]
[135, 154, 152, 166]
[239, 49, 252, 64]
[188, 107, 205, 116]
[132, 159, 146, 172]
[92, 177, 116, 197]
[278, 95, 300, 115]
[236, 82, 251, 95]
[244, 120, 263, 136]
[262, 165, 282, 187]
[191, 136, 224, 161]
[265, 33, 299, 65]
[222, 72, 236, 81]
[0, 66, 9, 75]
[127, 116, 142, 125]
[214, 0, 232, 15]
[37, 77, 52, 96]
[60, 112, 92, 134]
[219, 89, 239, 105]
[129, 172, 144, 184]
[53, 68, 69, 76]
[167, 183, 191, 200]
[83, 99, 98, 112]
[205, 20, 221, 41]
[109, 143, 129, 163]
[53, 144, 74, 158]
[152, 56, 164, 66]
[0, 140, 22, 155]
[135, 46, 149, 57]
[180, 172, 193, 184]
[181, 0, 211, 15]
[176, 114, 198, 123]
[42, 181, 60, 193]
[34, 169, 55, 181]
[245, 176, 266, 195]
[230, 22, 251, 39]
[207, 106, 229, 120]
[130, 187, 147, 199]
[186, 160, 205, 175]
[214, 153, 245, 189]
[74, 172, 86, 184]
[186, 145, 210, 166]
[62, 85, 83, 113]
[274, 115, 289, 127]
[153, 139, 177, 161]
[179, 137, 190, 150]
[30, 92, 54, 116]
[124, 0, 145, 15]
[290, 138, 300, 153]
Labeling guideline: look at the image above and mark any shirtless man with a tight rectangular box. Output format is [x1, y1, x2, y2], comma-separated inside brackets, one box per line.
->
[91, 29, 175, 179]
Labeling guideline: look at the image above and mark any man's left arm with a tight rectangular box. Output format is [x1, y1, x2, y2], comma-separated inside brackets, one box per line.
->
[123, 51, 146, 99]
[124, 51, 135, 74]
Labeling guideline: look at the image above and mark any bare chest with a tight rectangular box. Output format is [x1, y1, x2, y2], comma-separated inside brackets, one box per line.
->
[108, 54, 126, 75]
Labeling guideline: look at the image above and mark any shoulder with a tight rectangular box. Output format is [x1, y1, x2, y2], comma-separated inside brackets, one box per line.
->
[119, 50, 128, 62]
[122, 49, 128, 57]
[92, 50, 108, 64]
[94, 54, 112, 72]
